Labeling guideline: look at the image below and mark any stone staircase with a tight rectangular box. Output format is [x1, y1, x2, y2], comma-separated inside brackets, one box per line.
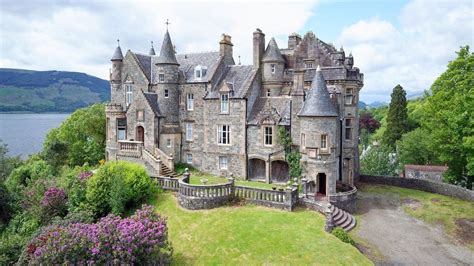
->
[142, 148, 179, 178]
[330, 205, 356, 232]
[160, 162, 179, 178]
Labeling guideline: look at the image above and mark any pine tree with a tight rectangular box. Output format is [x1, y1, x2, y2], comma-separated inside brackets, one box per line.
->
[382, 85, 409, 150]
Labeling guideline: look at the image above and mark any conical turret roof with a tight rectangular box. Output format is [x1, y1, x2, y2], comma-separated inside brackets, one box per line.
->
[298, 66, 338, 117]
[262, 38, 285, 63]
[111, 42, 123, 61]
[156, 30, 178, 65]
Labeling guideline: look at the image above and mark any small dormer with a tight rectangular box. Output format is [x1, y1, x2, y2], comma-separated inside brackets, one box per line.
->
[194, 65, 207, 80]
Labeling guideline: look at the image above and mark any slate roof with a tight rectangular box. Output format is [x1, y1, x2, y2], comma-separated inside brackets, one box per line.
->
[176, 52, 222, 82]
[248, 97, 291, 126]
[149, 44, 156, 56]
[156, 30, 179, 65]
[298, 66, 338, 117]
[111, 46, 124, 61]
[262, 38, 285, 63]
[134, 53, 152, 81]
[143, 92, 162, 117]
[205, 65, 256, 99]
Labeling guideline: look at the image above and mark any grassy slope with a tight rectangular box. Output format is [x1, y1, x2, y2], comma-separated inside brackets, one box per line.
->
[189, 173, 278, 189]
[151, 192, 371, 265]
[357, 184, 474, 250]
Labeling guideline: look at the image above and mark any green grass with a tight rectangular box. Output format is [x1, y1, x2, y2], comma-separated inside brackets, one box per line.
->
[188, 172, 283, 190]
[151, 192, 372, 265]
[358, 183, 474, 250]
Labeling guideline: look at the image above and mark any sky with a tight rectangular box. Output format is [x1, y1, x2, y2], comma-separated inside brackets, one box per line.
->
[0, 0, 472, 102]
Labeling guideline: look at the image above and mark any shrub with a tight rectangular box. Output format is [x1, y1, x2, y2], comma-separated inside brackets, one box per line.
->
[41, 187, 67, 219]
[331, 227, 355, 246]
[20, 205, 172, 264]
[56, 166, 91, 213]
[86, 161, 157, 217]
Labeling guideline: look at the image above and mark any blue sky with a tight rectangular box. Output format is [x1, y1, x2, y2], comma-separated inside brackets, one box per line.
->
[0, 0, 472, 102]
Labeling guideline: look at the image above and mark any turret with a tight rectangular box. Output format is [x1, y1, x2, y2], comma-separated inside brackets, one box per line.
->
[110, 39, 123, 82]
[154, 29, 180, 123]
[253, 29, 265, 69]
[262, 38, 285, 96]
[345, 52, 354, 69]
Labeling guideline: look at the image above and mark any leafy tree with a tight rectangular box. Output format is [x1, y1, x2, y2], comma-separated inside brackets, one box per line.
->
[42, 103, 106, 168]
[382, 85, 409, 149]
[396, 128, 440, 166]
[359, 112, 380, 133]
[421, 46, 474, 188]
[287, 151, 302, 179]
[360, 145, 398, 176]
[0, 141, 22, 182]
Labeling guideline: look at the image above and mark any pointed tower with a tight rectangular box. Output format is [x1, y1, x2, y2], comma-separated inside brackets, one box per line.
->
[262, 38, 285, 96]
[110, 39, 124, 104]
[154, 29, 180, 123]
[298, 66, 339, 197]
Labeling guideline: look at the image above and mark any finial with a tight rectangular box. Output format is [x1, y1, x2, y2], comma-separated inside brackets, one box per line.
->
[316, 65, 321, 71]
[165, 19, 170, 30]
[117, 38, 120, 46]
[151, 41, 154, 48]
[238, 55, 241, 65]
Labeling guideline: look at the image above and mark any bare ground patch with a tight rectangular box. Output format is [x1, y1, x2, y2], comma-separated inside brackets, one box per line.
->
[402, 197, 422, 210]
[455, 218, 474, 245]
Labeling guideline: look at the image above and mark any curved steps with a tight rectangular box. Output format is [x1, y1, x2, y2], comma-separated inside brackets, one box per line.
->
[329, 205, 356, 232]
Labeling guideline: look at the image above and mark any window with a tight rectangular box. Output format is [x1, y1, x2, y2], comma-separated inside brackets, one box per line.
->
[345, 88, 354, 105]
[271, 64, 276, 74]
[166, 139, 171, 148]
[301, 133, 306, 149]
[186, 153, 193, 164]
[267, 89, 271, 97]
[306, 62, 313, 68]
[220, 93, 229, 113]
[345, 118, 353, 140]
[321, 134, 327, 149]
[195, 69, 201, 78]
[264, 126, 273, 146]
[158, 74, 165, 83]
[117, 118, 127, 141]
[186, 123, 193, 141]
[126, 84, 133, 106]
[194, 65, 207, 79]
[187, 93, 194, 111]
[218, 125, 230, 145]
[219, 156, 228, 170]
[136, 110, 144, 121]
[164, 89, 169, 98]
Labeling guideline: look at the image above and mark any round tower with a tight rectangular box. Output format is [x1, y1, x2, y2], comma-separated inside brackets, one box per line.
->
[155, 29, 180, 123]
[262, 38, 285, 96]
[110, 39, 124, 106]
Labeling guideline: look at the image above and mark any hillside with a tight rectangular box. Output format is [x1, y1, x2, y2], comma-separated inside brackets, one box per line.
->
[0, 68, 110, 112]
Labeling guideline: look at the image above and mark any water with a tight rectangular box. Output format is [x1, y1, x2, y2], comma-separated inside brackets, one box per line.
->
[0, 113, 70, 158]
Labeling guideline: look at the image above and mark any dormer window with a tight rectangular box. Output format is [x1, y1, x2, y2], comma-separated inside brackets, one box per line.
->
[220, 93, 229, 113]
[194, 65, 207, 79]
[271, 64, 276, 74]
[158, 74, 165, 83]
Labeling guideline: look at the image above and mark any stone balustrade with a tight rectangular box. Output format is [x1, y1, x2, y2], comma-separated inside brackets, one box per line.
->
[156, 176, 179, 191]
[235, 186, 298, 211]
[328, 181, 357, 213]
[118, 140, 143, 158]
[154, 146, 174, 172]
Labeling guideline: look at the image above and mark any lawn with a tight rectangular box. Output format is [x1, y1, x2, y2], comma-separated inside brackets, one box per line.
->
[150, 192, 372, 265]
[357, 183, 474, 250]
[188, 172, 282, 190]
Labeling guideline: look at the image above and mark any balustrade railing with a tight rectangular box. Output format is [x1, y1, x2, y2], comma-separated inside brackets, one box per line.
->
[154, 147, 174, 172]
[118, 140, 143, 158]
[156, 176, 179, 191]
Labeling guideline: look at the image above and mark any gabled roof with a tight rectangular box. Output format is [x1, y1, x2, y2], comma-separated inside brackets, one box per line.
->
[143, 92, 162, 117]
[134, 53, 152, 81]
[298, 66, 338, 117]
[111, 45, 124, 61]
[176, 52, 222, 82]
[156, 30, 179, 65]
[205, 65, 256, 99]
[262, 38, 285, 63]
[248, 97, 291, 126]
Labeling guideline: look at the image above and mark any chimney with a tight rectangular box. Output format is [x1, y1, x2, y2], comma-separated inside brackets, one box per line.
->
[219, 34, 233, 59]
[288, 32, 301, 50]
[253, 28, 265, 69]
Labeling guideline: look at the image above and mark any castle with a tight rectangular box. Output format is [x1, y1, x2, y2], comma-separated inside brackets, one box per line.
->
[105, 27, 363, 198]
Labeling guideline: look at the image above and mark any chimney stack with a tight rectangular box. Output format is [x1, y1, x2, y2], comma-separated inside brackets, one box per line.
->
[253, 28, 265, 69]
[219, 34, 233, 59]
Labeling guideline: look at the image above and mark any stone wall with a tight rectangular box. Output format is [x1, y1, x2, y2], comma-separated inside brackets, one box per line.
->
[328, 182, 357, 213]
[360, 175, 474, 202]
[177, 177, 234, 210]
[235, 186, 298, 211]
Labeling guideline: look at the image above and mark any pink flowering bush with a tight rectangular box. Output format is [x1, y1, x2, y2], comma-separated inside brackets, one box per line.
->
[41, 187, 67, 218]
[20, 205, 172, 264]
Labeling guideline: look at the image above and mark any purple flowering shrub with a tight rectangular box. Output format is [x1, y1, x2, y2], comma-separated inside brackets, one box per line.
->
[20, 205, 172, 264]
[41, 187, 67, 218]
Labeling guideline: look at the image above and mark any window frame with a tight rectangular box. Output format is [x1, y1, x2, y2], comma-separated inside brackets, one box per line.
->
[166, 139, 171, 148]
[185, 123, 193, 142]
[345, 88, 354, 105]
[217, 125, 231, 145]
[187, 93, 194, 111]
[220, 93, 229, 114]
[345, 118, 353, 140]
[126, 84, 133, 106]
[158, 74, 165, 83]
[164, 89, 169, 98]
[219, 156, 228, 170]
[186, 153, 193, 164]
[320, 134, 328, 151]
[117, 118, 127, 141]
[263, 126, 273, 146]
[271, 64, 276, 74]
[266, 89, 271, 97]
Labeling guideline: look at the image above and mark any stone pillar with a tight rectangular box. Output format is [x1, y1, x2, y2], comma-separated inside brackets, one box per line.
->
[183, 168, 190, 183]
[301, 177, 308, 198]
[324, 208, 335, 232]
[228, 173, 235, 198]
[284, 187, 293, 211]
[265, 160, 271, 183]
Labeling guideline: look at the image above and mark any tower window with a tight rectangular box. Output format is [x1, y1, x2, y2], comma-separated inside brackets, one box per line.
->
[186, 153, 193, 164]
[267, 89, 271, 97]
[219, 156, 228, 170]
[166, 139, 171, 148]
[345, 88, 354, 105]
[126, 84, 133, 106]
[220, 93, 229, 113]
[164, 89, 169, 98]
[321, 134, 328, 150]
[271, 64, 276, 74]
[117, 118, 127, 141]
[345, 118, 353, 140]
[158, 74, 165, 83]
[186, 123, 193, 141]
[187, 93, 194, 111]
[264, 126, 273, 146]
[218, 125, 231, 145]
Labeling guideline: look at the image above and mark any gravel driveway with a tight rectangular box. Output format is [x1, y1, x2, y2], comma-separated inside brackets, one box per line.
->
[354, 191, 474, 265]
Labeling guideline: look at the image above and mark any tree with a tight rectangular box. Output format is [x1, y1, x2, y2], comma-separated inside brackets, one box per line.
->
[421, 46, 474, 188]
[359, 112, 381, 133]
[382, 85, 409, 149]
[0, 141, 22, 182]
[396, 128, 440, 166]
[42, 103, 106, 168]
[360, 145, 398, 176]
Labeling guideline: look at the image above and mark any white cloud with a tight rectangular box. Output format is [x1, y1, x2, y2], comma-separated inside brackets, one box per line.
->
[0, 0, 317, 79]
[337, 0, 473, 102]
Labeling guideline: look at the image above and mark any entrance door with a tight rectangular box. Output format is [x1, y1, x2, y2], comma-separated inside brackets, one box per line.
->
[318, 173, 327, 195]
[136, 126, 144, 142]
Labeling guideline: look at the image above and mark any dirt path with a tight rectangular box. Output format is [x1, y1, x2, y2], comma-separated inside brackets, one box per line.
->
[354, 192, 474, 265]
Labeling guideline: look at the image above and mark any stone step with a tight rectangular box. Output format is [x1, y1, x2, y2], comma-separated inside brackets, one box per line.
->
[340, 214, 353, 229]
[335, 211, 348, 225]
[345, 216, 357, 232]
[333, 207, 342, 221]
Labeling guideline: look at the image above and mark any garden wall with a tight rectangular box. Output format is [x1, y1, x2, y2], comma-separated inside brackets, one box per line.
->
[359, 175, 474, 202]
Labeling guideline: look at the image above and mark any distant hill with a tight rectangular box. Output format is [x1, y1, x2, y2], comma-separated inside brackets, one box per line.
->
[0, 68, 110, 112]
[359, 100, 388, 109]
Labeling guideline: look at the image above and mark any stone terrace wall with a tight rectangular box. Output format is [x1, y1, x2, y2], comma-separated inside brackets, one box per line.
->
[328, 182, 358, 213]
[360, 175, 474, 202]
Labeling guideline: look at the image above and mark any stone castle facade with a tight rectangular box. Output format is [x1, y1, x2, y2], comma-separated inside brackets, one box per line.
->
[105, 28, 363, 198]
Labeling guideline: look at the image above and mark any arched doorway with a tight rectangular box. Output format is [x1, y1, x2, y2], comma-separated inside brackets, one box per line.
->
[271, 160, 289, 183]
[248, 158, 266, 180]
[317, 173, 327, 196]
[136, 126, 144, 142]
